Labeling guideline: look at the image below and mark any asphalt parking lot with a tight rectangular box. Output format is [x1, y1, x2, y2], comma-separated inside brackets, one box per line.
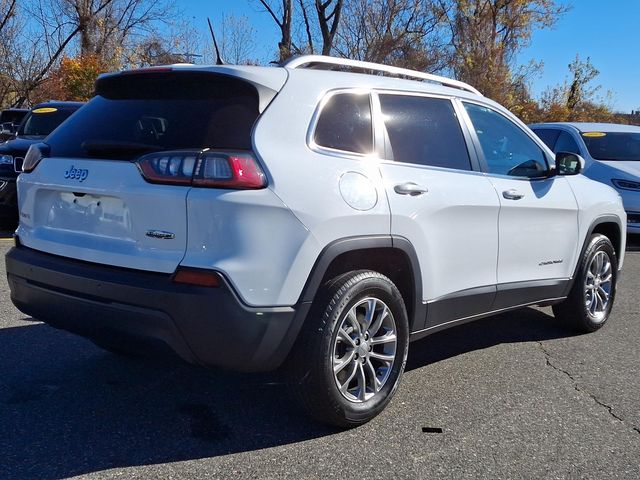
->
[1, 233, 639, 480]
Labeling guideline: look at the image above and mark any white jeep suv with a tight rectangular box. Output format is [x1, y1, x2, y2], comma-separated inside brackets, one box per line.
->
[5, 56, 626, 427]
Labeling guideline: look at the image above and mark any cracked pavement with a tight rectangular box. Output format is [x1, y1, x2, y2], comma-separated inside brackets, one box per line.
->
[1, 235, 639, 479]
[538, 340, 640, 436]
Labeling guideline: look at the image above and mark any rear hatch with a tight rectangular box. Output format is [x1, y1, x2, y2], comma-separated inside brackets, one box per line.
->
[16, 68, 285, 273]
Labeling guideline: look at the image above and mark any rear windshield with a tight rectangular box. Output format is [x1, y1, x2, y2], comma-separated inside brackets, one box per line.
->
[45, 72, 260, 160]
[19, 108, 77, 138]
[582, 132, 640, 161]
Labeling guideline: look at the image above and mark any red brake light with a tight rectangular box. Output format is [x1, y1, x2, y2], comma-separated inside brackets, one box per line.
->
[193, 152, 266, 189]
[136, 150, 266, 189]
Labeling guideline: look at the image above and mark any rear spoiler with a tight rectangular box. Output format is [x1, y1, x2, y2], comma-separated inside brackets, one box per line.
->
[96, 65, 288, 113]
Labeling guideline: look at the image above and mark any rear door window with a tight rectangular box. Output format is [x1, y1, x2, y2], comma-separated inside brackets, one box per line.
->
[379, 94, 471, 170]
[313, 92, 373, 154]
[45, 72, 260, 160]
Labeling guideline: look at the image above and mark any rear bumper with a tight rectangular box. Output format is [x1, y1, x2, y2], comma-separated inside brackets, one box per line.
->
[5, 245, 310, 372]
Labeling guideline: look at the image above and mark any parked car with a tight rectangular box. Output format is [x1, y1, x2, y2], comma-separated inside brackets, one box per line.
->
[5, 57, 626, 427]
[0, 101, 84, 228]
[530, 122, 640, 233]
[0, 108, 29, 142]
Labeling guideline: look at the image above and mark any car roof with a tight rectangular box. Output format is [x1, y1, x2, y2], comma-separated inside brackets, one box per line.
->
[530, 122, 640, 133]
[104, 60, 486, 103]
[98, 60, 502, 118]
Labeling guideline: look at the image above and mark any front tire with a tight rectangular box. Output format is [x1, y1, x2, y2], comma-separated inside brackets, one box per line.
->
[291, 270, 409, 428]
[553, 234, 618, 333]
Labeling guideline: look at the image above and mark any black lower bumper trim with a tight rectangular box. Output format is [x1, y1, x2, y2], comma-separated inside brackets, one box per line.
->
[6, 246, 309, 372]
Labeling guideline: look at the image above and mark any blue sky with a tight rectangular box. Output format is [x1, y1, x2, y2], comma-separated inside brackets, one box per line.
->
[184, 0, 639, 113]
[518, 0, 640, 112]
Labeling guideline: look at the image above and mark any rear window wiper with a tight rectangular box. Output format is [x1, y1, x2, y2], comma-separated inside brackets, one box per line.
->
[81, 140, 163, 157]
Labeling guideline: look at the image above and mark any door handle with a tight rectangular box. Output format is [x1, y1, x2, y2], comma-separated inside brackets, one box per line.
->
[502, 189, 525, 200]
[394, 182, 428, 196]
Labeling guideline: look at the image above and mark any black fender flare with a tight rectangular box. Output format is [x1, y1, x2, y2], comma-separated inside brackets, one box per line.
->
[563, 214, 624, 296]
[296, 235, 425, 330]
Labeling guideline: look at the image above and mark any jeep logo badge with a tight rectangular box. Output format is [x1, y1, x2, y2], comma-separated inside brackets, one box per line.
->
[64, 165, 89, 182]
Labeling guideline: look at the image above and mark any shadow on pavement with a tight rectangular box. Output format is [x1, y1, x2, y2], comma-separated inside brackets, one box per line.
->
[0, 306, 571, 480]
[406, 306, 568, 371]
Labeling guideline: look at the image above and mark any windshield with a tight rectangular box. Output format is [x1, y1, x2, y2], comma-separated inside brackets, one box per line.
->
[582, 132, 640, 161]
[45, 71, 260, 160]
[19, 108, 77, 138]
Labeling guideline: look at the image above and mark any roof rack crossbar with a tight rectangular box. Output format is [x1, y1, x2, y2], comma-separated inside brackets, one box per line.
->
[283, 55, 482, 96]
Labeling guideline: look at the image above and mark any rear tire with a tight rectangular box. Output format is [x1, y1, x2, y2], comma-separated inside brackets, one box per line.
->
[553, 234, 617, 333]
[289, 270, 409, 428]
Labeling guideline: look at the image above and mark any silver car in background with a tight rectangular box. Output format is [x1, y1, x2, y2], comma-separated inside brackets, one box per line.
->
[530, 122, 640, 233]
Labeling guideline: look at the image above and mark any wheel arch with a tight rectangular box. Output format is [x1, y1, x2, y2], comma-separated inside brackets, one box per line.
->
[564, 215, 623, 296]
[298, 235, 426, 332]
[590, 218, 623, 260]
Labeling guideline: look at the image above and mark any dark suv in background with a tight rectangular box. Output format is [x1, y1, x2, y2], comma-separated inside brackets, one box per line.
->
[0, 101, 84, 228]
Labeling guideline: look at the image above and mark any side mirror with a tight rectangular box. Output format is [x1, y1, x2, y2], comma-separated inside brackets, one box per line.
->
[555, 151, 585, 176]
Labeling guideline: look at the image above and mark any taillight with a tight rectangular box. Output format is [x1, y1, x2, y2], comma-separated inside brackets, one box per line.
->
[137, 151, 196, 185]
[136, 150, 266, 189]
[22, 143, 50, 173]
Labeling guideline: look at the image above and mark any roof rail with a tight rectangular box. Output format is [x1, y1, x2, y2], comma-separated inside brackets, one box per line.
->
[283, 55, 482, 96]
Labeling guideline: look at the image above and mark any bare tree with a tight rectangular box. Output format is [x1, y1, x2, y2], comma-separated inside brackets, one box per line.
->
[0, 0, 15, 33]
[0, 0, 18, 105]
[219, 13, 258, 64]
[7, 0, 180, 105]
[257, 0, 293, 61]
[0, 0, 51, 107]
[121, 17, 204, 67]
[314, 0, 342, 55]
[334, 0, 449, 71]
[298, 0, 343, 55]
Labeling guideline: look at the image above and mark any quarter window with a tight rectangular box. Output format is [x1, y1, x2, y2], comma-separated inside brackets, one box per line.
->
[464, 103, 548, 177]
[314, 92, 373, 154]
[379, 95, 471, 170]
